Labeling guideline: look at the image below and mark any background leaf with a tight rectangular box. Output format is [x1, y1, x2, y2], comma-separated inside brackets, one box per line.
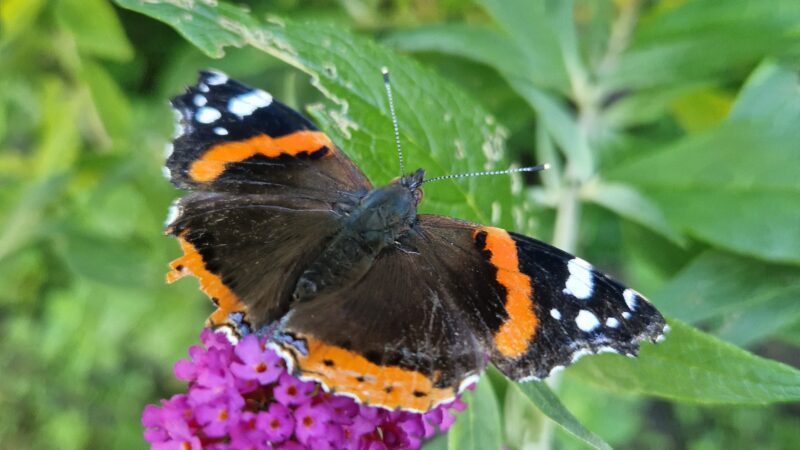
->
[608, 61, 800, 264]
[447, 378, 503, 450]
[510, 379, 612, 450]
[573, 320, 800, 404]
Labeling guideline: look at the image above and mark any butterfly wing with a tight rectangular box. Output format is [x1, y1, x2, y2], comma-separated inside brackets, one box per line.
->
[416, 215, 668, 380]
[166, 192, 344, 330]
[167, 71, 371, 199]
[166, 71, 372, 331]
[271, 240, 487, 412]
[270, 214, 667, 411]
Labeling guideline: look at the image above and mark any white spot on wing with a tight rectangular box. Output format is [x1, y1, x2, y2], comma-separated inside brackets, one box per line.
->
[622, 312, 632, 320]
[214, 326, 239, 344]
[193, 94, 207, 106]
[563, 258, 594, 300]
[161, 166, 172, 180]
[550, 309, 562, 320]
[198, 83, 210, 93]
[206, 71, 228, 86]
[165, 200, 181, 226]
[163, 143, 174, 159]
[213, 127, 229, 136]
[228, 89, 273, 117]
[458, 374, 481, 393]
[606, 317, 620, 328]
[596, 346, 619, 355]
[575, 309, 600, 332]
[195, 106, 221, 124]
[570, 349, 592, 363]
[172, 109, 185, 138]
[623, 289, 638, 311]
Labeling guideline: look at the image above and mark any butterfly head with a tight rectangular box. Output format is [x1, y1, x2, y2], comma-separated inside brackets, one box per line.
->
[400, 168, 425, 205]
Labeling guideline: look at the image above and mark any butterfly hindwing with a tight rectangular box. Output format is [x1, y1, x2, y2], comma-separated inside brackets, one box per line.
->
[415, 216, 668, 381]
[272, 242, 485, 412]
[166, 192, 343, 331]
[167, 71, 371, 199]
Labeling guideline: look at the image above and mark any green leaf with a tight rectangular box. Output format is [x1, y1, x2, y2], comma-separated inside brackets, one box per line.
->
[509, 380, 612, 450]
[0, 0, 46, 43]
[114, 0, 518, 227]
[421, 433, 448, 450]
[655, 250, 800, 346]
[385, 2, 593, 179]
[604, 0, 800, 89]
[714, 284, 800, 347]
[384, 24, 530, 81]
[608, 61, 800, 264]
[509, 82, 593, 180]
[572, 320, 800, 404]
[0, 175, 68, 263]
[448, 377, 503, 450]
[55, 231, 157, 288]
[476, 0, 568, 92]
[55, 0, 133, 61]
[583, 180, 684, 245]
[82, 61, 132, 138]
[728, 59, 800, 137]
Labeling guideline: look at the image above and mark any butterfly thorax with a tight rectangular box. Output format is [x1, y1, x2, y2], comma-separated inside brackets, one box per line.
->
[292, 169, 425, 303]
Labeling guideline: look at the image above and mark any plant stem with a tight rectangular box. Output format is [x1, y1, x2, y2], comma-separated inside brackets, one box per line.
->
[528, 2, 641, 449]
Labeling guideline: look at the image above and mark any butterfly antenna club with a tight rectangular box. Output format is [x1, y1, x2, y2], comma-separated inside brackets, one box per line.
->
[423, 163, 550, 184]
[382, 66, 405, 177]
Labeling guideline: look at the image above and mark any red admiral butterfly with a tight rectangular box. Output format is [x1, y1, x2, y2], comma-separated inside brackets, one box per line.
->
[164, 70, 667, 412]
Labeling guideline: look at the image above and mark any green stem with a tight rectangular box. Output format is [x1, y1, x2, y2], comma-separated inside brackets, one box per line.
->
[527, 2, 641, 449]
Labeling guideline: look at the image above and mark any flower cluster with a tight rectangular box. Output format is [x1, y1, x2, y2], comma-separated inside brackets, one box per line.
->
[143, 330, 466, 449]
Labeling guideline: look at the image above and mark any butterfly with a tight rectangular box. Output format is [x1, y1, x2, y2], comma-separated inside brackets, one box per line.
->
[164, 70, 668, 412]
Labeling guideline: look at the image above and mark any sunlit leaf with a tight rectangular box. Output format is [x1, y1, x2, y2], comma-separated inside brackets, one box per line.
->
[608, 61, 800, 264]
[583, 180, 683, 245]
[510, 379, 612, 450]
[573, 320, 800, 404]
[656, 251, 800, 347]
[448, 378, 503, 450]
[55, 0, 133, 61]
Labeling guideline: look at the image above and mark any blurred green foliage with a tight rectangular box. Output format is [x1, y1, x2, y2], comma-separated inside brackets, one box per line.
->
[1, 0, 799, 449]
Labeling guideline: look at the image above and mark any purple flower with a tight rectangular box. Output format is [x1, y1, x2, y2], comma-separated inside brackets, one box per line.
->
[293, 402, 331, 444]
[231, 335, 282, 385]
[257, 403, 294, 442]
[142, 330, 467, 449]
[273, 372, 315, 406]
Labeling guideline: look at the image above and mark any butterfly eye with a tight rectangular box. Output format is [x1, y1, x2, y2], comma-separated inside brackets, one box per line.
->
[413, 188, 423, 205]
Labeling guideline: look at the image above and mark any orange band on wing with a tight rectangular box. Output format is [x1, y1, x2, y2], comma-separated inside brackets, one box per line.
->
[167, 233, 247, 327]
[278, 335, 456, 412]
[477, 227, 538, 358]
[189, 130, 334, 182]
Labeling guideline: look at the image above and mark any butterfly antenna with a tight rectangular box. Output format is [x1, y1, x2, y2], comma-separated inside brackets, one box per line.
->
[423, 164, 551, 184]
[382, 67, 405, 177]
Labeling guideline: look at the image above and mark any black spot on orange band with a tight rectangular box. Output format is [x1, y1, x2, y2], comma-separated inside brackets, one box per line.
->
[276, 334, 457, 412]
